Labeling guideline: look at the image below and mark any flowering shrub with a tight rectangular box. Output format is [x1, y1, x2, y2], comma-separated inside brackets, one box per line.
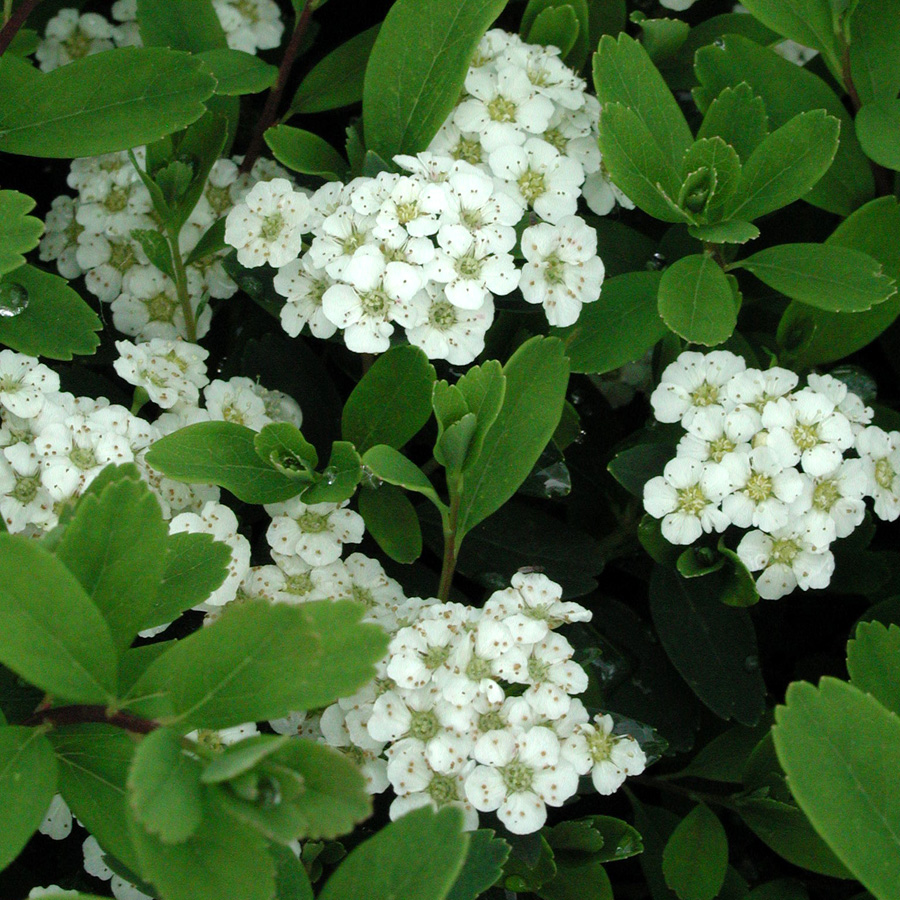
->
[0, 1, 899, 900]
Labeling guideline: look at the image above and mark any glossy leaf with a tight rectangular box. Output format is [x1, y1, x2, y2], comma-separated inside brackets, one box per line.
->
[0, 264, 101, 359]
[657, 253, 737, 346]
[264, 125, 347, 180]
[696, 83, 768, 164]
[0, 190, 43, 276]
[526, 5, 580, 59]
[738, 0, 840, 73]
[363, 445, 442, 506]
[847, 621, 900, 715]
[0, 534, 118, 704]
[198, 49, 278, 96]
[299, 441, 362, 504]
[358, 484, 423, 563]
[0, 48, 216, 157]
[855, 100, 900, 171]
[662, 804, 728, 900]
[363, 0, 508, 158]
[145, 421, 300, 504]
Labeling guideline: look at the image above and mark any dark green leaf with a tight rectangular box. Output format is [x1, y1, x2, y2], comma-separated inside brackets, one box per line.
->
[137, 0, 227, 51]
[145, 421, 300, 504]
[662, 804, 728, 900]
[363, 445, 441, 506]
[650, 566, 766, 726]
[696, 83, 768, 165]
[0, 264, 101, 359]
[849, 0, 900, 105]
[129, 600, 388, 729]
[0, 190, 43, 275]
[127, 726, 203, 843]
[446, 829, 511, 900]
[0, 534, 118, 704]
[847, 621, 900, 715]
[131, 228, 175, 278]
[265, 125, 348, 180]
[855, 100, 900, 170]
[0, 48, 216, 157]
[291, 25, 380, 114]
[680, 137, 742, 222]
[632, 15, 690, 66]
[363, 0, 508, 158]
[342, 344, 436, 453]
[318, 806, 469, 900]
[735, 243, 896, 312]
[254, 422, 318, 479]
[198, 48, 278, 96]
[688, 221, 760, 244]
[552, 271, 665, 374]
[457, 336, 569, 538]
[358, 484, 423, 564]
[522, 0, 590, 69]
[453, 360, 507, 472]
[185, 217, 227, 265]
[657, 253, 737, 346]
[738, 0, 840, 73]
[56, 473, 169, 652]
[271, 842, 315, 900]
[299, 441, 362, 504]
[526, 5, 580, 59]
[746, 880, 809, 900]
[0, 726, 57, 871]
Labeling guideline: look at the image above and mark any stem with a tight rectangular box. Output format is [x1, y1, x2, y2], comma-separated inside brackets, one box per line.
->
[240, 0, 315, 175]
[0, 0, 43, 55]
[841, 38, 895, 197]
[165, 225, 198, 342]
[632, 775, 739, 811]
[437, 486, 461, 602]
[24, 704, 160, 735]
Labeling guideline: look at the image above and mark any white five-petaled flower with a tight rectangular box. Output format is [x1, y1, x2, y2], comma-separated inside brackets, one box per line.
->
[720, 446, 804, 533]
[561, 714, 647, 795]
[0, 351, 60, 419]
[265, 497, 365, 566]
[113, 339, 209, 409]
[650, 350, 746, 427]
[856, 426, 900, 521]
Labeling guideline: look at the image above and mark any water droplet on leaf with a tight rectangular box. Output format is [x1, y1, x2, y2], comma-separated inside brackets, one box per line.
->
[323, 466, 338, 485]
[0, 282, 29, 317]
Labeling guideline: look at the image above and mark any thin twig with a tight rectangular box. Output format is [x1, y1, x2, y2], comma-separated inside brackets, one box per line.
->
[0, 0, 43, 56]
[24, 704, 160, 735]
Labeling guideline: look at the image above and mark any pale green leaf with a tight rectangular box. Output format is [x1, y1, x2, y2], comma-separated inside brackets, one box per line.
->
[847, 621, 900, 716]
[362, 445, 442, 506]
[688, 221, 760, 244]
[0, 190, 43, 276]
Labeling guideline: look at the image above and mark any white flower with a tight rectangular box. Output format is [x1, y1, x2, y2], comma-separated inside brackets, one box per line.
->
[677, 404, 762, 465]
[650, 351, 746, 427]
[440, 165, 524, 251]
[0, 443, 55, 533]
[465, 726, 579, 834]
[807, 372, 873, 432]
[387, 613, 468, 691]
[204, 376, 271, 430]
[0, 351, 60, 418]
[643, 457, 732, 545]
[721, 447, 804, 533]
[520, 216, 604, 326]
[225, 178, 310, 268]
[762, 388, 854, 476]
[112, 266, 211, 341]
[265, 497, 365, 566]
[114, 339, 209, 409]
[789, 458, 868, 543]
[29, 888, 79, 899]
[36, 10, 114, 71]
[215, 0, 284, 53]
[488, 138, 584, 224]
[502, 42, 587, 110]
[373, 175, 448, 242]
[405, 285, 494, 365]
[856, 426, 900, 521]
[561, 714, 646, 795]
[522, 632, 589, 719]
[77, 231, 146, 303]
[425, 224, 519, 310]
[169, 501, 251, 608]
[737, 525, 835, 600]
[274, 255, 339, 339]
[307, 204, 377, 279]
[39, 195, 84, 279]
[38, 794, 73, 840]
[314, 552, 406, 630]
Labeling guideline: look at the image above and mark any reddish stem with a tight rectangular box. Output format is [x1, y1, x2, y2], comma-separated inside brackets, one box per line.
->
[24, 704, 160, 735]
[0, 0, 44, 56]
[240, 0, 315, 174]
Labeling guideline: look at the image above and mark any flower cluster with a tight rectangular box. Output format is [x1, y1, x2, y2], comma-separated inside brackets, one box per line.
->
[36, 0, 284, 71]
[643, 351, 899, 599]
[260, 569, 647, 835]
[224, 29, 623, 363]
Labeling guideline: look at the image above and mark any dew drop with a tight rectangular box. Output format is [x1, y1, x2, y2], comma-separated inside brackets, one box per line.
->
[323, 466, 338, 485]
[646, 252, 667, 271]
[0, 282, 29, 317]
[714, 37, 727, 49]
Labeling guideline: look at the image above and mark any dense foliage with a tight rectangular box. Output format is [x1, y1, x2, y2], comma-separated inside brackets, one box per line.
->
[0, 1, 898, 899]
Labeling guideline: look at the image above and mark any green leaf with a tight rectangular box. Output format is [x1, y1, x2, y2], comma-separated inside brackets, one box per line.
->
[773, 678, 900, 896]
[290, 25, 380, 114]
[131, 228, 175, 278]
[0, 264, 101, 359]
[363, 0, 508, 158]
[662, 804, 728, 900]
[0, 190, 43, 276]
[594, 34, 693, 171]
[551, 271, 665, 374]
[318, 806, 469, 900]
[526, 5, 580, 59]
[271, 842, 315, 900]
[358, 484, 422, 564]
[688, 221, 760, 244]
[137, 0, 227, 51]
[452, 359, 507, 472]
[693, 35, 872, 216]
[456, 336, 569, 539]
[299, 441, 362, 504]
[538, 861, 612, 900]
[55, 472, 169, 652]
[746, 880, 809, 900]
[254, 422, 318, 479]
[522, 0, 590, 69]
[185, 217, 227, 265]
[849, 0, 900, 105]
[738, 0, 840, 74]
[658, 253, 737, 346]
[446, 829, 511, 900]
[675, 720, 772, 783]
[632, 15, 690, 66]
[0, 726, 57, 871]
[141, 532, 231, 632]
[697, 83, 769, 165]
[597, 103, 685, 223]
[0, 534, 118, 704]
[855, 100, 900, 170]
[265, 125, 347, 180]
[127, 726, 203, 843]
[778, 197, 900, 366]
[145, 421, 300, 504]
[197, 48, 277, 96]
[129, 787, 276, 900]
[0, 47, 216, 157]
[847, 621, 900, 716]
[725, 110, 841, 222]
[201, 735, 291, 784]
[50, 724, 142, 873]
[342, 344, 436, 453]
[130, 599, 388, 729]
[680, 137, 742, 222]
[363, 445, 442, 506]
[735, 243, 896, 312]
[650, 565, 766, 726]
